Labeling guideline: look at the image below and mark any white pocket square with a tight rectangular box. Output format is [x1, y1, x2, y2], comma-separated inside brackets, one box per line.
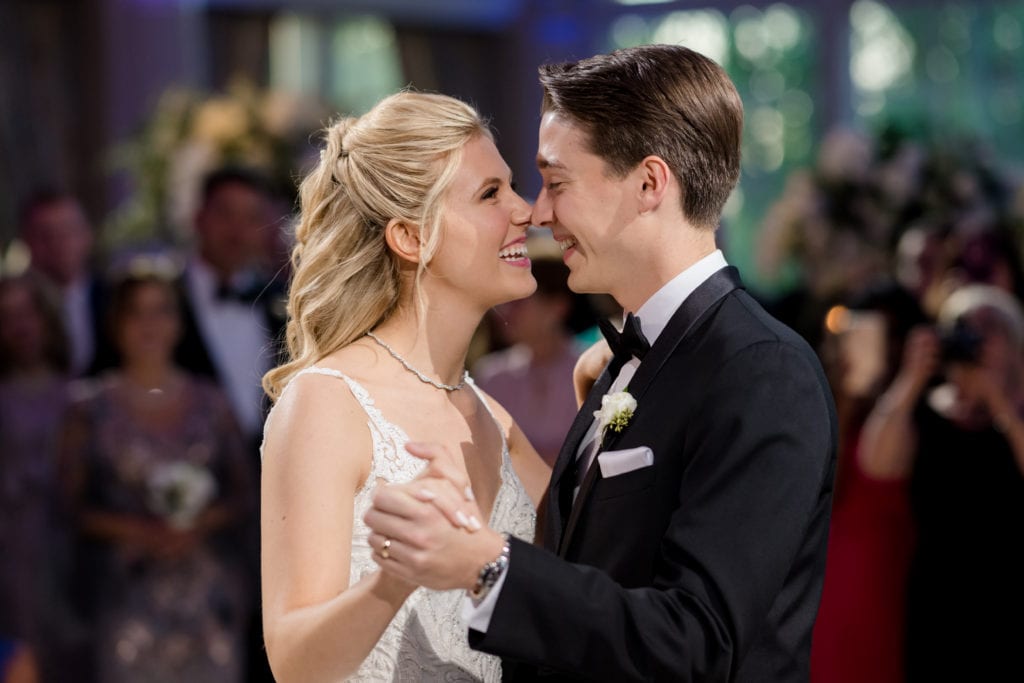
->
[597, 446, 654, 478]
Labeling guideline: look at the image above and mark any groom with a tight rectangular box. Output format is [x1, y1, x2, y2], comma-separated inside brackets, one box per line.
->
[366, 44, 836, 681]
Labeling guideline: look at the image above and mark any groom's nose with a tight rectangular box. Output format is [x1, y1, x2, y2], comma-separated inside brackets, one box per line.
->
[531, 187, 554, 227]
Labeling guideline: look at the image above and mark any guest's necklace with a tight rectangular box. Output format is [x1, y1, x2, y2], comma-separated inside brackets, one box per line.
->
[365, 331, 468, 392]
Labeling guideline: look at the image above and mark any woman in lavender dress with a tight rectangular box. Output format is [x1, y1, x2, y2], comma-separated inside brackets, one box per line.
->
[60, 268, 255, 683]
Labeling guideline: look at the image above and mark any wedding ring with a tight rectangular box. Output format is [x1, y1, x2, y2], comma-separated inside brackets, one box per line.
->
[381, 537, 392, 560]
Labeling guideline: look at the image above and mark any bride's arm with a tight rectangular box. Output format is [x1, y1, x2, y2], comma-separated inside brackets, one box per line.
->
[572, 338, 611, 407]
[261, 373, 415, 683]
[506, 421, 552, 509]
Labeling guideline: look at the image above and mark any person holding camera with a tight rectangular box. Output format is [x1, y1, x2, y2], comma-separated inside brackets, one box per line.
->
[859, 283, 1024, 682]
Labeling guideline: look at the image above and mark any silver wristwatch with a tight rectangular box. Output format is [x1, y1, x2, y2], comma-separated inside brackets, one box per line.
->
[469, 533, 511, 601]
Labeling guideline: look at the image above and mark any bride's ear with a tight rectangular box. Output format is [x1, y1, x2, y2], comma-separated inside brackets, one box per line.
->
[384, 219, 422, 264]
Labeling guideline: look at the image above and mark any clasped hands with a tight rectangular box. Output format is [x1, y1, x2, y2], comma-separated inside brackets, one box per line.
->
[363, 442, 507, 593]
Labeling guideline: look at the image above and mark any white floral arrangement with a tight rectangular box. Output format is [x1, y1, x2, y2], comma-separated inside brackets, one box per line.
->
[594, 390, 637, 444]
[105, 80, 327, 248]
[146, 461, 218, 530]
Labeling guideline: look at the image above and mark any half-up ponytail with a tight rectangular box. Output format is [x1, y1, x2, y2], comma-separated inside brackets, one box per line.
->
[263, 92, 489, 401]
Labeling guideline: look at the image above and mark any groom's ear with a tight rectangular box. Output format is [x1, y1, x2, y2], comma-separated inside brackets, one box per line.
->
[384, 219, 423, 264]
[635, 155, 673, 215]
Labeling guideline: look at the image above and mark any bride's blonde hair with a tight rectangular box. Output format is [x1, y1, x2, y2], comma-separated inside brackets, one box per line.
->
[263, 92, 490, 401]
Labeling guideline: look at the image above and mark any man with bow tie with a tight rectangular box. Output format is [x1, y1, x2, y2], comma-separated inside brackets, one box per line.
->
[365, 44, 837, 682]
[177, 167, 286, 447]
[176, 166, 286, 683]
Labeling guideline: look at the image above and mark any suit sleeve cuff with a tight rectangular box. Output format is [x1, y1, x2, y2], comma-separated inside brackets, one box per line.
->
[460, 559, 510, 633]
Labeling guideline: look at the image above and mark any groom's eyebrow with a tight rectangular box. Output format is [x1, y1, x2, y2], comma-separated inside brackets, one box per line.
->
[536, 156, 566, 171]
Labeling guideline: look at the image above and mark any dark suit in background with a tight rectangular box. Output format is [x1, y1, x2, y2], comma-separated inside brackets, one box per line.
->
[176, 256, 285, 683]
[175, 259, 286, 447]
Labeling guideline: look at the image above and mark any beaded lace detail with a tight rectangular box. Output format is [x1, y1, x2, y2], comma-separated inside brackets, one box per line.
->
[265, 367, 537, 682]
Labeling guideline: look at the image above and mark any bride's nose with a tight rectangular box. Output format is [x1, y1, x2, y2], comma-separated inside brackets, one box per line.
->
[511, 195, 532, 229]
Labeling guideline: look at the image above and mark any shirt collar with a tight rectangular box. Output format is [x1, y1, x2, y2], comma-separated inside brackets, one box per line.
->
[188, 257, 218, 300]
[631, 249, 728, 345]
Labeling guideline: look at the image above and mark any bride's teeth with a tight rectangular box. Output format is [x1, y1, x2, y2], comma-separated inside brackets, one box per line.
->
[499, 244, 528, 260]
[558, 237, 577, 253]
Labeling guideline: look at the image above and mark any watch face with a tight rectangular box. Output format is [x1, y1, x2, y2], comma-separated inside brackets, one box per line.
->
[470, 544, 510, 599]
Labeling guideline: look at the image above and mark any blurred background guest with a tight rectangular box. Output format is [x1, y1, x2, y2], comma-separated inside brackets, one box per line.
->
[946, 223, 1024, 303]
[858, 283, 1024, 682]
[17, 191, 111, 377]
[176, 167, 286, 448]
[0, 274, 72, 679]
[811, 280, 927, 683]
[173, 167, 284, 681]
[59, 267, 256, 683]
[894, 223, 949, 317]
[473, 241, 590, 466]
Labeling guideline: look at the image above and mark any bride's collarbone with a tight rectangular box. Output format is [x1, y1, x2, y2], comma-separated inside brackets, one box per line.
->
[330, 367, 504, 464]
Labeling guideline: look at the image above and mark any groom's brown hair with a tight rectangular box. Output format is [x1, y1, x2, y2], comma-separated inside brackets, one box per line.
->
[538, 44, 743, 230]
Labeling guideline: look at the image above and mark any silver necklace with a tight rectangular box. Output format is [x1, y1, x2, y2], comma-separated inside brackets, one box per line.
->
[365, 331, 467, 392]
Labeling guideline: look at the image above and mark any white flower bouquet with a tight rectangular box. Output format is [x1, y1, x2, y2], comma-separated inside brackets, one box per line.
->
[146, 461, 218, 530]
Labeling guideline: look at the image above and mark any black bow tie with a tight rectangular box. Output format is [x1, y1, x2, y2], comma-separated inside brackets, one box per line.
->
[215, 282, 258, 304]
[598, 312, 651, 376]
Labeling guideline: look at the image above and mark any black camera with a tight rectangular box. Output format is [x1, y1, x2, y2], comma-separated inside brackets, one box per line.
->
[939, 318, 984, 364]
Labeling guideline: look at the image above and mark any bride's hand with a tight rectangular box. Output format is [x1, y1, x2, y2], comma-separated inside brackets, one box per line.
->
[364, 479, 502, 592]
[573, 338, 612, 406]
[405, 442, 480, 531]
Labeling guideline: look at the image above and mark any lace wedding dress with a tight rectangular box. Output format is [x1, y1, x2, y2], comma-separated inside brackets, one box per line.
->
[269, 368, 537, 682]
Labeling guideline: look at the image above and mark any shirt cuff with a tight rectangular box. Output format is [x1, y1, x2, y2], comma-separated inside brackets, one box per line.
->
[460, 560, 510, 633]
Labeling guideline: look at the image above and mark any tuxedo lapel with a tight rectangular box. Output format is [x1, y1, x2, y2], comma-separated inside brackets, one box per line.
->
[545, 368, 614, 551]
[558, 444, 603, 557]
[557, 266, 743, 555]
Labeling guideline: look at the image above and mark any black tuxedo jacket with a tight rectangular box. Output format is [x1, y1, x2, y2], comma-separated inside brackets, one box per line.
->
[469, 267, 837, 682]
[174, 275, 287, 384]
[174, 273, 287, 451]
[82, 275, 115, 376]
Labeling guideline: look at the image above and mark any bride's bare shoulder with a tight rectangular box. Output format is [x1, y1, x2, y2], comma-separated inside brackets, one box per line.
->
[314, 337, 389, 385]
[262, 364, 376, 473]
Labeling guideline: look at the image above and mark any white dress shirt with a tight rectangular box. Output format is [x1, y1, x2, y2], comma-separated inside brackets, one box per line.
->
[463, 250, 729, 632]
[185, 258, 272, 437]
[63, 276, 95, 376]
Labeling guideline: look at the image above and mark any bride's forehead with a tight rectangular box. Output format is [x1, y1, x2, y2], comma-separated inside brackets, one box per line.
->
[452, 138, 510, 183]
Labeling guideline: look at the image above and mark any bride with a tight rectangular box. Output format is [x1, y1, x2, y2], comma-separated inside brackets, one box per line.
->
[259, 92, 554, 681]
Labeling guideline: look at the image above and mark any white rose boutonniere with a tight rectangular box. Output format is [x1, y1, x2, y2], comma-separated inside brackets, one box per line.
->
[594, 390, 637, 444]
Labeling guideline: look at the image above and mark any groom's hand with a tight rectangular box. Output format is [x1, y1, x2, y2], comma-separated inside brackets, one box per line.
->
[363, 479, 505, 592]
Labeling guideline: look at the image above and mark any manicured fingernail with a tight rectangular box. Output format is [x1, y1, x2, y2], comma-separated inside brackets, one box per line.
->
[416, 488, 437, 501]
[455, 510, 470, 528]
[467, 515, 482, 531]
[464, 485, 475, 501]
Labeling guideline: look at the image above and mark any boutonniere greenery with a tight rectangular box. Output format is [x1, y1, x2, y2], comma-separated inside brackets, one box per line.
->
[594, 389, 637, 443]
